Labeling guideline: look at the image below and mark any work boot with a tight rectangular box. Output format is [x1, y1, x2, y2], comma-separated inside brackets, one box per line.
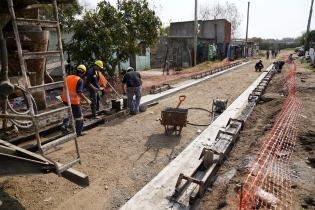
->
[129, 111, 137, 115]
[78, 131, 88, 137]
[60, 125, 70, 135]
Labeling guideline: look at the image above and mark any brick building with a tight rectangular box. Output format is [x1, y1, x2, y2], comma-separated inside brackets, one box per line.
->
[151, 19, 231, 69]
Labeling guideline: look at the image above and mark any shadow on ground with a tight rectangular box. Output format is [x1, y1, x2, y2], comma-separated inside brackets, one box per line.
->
[0, 184, 25, 210]
[139, 134, 181, 164]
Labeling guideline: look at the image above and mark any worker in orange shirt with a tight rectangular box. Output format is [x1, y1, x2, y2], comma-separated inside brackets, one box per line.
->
[61, 64, 91, 136]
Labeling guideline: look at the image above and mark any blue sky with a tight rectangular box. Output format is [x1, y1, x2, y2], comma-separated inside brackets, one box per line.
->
[82, 0, 315, 39]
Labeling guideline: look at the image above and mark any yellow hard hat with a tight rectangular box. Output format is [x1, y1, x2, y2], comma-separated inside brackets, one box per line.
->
[95, 60, 104, 69]
[77, 64, 87, 73]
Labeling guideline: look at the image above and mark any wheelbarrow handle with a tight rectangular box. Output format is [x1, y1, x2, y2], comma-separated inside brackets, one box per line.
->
[176, 95, 186, 108]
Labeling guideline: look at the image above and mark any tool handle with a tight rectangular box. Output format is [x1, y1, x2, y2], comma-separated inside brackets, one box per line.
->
[107, 81, 123, 99]
[176, 95, 186, 108]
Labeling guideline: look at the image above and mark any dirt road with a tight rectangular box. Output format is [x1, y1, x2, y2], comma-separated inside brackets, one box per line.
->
[0, 59, 273, 210]
[194, 60, 315, 210]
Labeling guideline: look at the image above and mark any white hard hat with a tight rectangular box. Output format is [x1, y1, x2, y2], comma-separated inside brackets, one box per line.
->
[127, 67, 134, 72]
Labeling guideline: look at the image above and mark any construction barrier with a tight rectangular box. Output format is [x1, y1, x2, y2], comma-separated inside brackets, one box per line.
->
[233, 62, 301, 209]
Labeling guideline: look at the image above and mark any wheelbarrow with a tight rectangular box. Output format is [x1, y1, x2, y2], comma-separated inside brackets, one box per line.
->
[160, 95, 188, 135]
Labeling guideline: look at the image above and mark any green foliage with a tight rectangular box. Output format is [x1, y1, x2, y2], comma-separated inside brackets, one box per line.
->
[249, 37, 263, 44]
[298, 33, 306, 45]
[307, 30, 315, 44]
[65, 0, 161, 73]
[298, 30, 315, 46]
[39, 0, 83, 31]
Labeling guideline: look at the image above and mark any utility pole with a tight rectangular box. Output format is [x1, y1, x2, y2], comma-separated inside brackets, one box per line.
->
[305, 0, 314, 51]
[194, 0, 198, 66]
[245, 1, 250, 57]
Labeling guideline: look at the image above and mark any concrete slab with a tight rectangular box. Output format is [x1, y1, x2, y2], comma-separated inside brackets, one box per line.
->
[121, 64, 274, 210]
[140, 61, 251, 106]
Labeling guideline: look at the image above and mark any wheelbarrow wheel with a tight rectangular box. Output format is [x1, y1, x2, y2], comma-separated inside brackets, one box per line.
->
[165, 125, 171, 135]
[174, 126, 183, 136]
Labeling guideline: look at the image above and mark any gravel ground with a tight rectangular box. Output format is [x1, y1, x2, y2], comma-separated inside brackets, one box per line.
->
[0, 58, 273, 210]
[193, 58, 315, 210]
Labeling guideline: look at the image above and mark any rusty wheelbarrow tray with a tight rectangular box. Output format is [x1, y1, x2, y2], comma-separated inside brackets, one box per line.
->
[160, 95, 188, 135]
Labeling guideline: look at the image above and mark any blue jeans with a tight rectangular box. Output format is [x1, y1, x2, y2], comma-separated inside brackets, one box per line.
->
[127, 86, 141, 113]
[62, 104, 84, 135]
[89, 90, 100, 117]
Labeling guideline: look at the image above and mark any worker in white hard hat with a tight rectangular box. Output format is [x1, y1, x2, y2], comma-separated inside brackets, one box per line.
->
[61, 64, 91, 136]
[122, 66, 142, 115]
[86, 60, 104, 119]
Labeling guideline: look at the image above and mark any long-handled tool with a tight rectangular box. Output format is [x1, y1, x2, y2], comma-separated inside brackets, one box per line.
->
[106, 81, 123, 99]
[176, 95, 186, 108]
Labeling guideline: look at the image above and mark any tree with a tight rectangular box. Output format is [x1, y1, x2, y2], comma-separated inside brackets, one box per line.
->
[39, 0, 83, 31]
[249, 37, 263, 44]
[298, 30, 315, 46]
[65, 0, 161, 74]
[199, 1, 241, 38]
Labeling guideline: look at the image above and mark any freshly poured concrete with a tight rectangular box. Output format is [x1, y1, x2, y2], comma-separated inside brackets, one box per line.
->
[140, 61, 251, 106]
[121, 64, 273, 210]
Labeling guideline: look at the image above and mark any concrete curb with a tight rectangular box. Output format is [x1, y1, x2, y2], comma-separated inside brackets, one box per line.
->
[121, 64, 274, 210]
[140, 61, 252, 106]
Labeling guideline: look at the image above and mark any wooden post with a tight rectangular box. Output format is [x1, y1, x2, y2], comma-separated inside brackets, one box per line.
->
[163, 46, 169, 76]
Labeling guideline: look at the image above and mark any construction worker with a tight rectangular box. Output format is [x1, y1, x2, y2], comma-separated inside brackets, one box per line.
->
[273, 60, 285, 73]
[98, 68, 109, 106]
[86, 60, 104, 119]
[61, 64, 91, 136]
[255, 60, 264, 72]
[122, 67, 142, 115]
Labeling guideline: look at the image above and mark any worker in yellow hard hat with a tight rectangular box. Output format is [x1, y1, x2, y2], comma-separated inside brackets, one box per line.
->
[86, 60, 104, 119]
[95, 60, 104, 69]
[61, 64, 91, 136]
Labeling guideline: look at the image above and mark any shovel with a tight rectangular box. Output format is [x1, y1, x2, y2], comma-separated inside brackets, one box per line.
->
[176, 95, 186, 108]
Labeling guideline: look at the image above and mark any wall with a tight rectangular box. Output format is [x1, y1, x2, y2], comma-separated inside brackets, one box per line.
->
[120, 48, 151, 71]
[48, 31, 150, 75]
[170, 19, 231, 44]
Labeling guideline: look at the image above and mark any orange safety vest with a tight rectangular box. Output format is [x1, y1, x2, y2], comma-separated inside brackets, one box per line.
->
[99, 72, 108, 88]
[98, 72, 107, 88]
[61, 75, 81, 105]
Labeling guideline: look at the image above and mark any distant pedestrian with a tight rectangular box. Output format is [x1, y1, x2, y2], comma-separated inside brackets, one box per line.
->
[122, 67, 142, 115]
[271, 49, 275, 58]
[165, 60, 170, 75]
[266, 50, 270, 59]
